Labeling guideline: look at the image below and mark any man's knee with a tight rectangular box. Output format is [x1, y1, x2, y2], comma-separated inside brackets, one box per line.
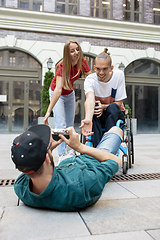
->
[107, 103, 120, 113]
[108, 126, 123, 137]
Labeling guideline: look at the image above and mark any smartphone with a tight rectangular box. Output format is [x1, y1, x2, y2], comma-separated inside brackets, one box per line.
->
[51, 129, 69, 141]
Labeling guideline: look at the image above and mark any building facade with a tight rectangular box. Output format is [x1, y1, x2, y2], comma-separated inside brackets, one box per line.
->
[0, 0, 160, 133]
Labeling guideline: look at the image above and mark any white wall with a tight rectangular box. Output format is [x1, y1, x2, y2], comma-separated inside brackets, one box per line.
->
[0, 35, 160, 85]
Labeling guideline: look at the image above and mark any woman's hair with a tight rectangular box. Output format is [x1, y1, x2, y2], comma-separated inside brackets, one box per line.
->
[96, 48, 112, 66]
[62, 40, 83, 90]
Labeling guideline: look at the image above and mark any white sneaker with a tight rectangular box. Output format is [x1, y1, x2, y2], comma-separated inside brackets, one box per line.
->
[58, 150, 76, 164]
[67, 149, 76, 156]
[58, 155, 67, 163]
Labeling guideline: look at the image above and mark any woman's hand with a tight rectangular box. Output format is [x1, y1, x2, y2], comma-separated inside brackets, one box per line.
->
[43, 112, 50, 125]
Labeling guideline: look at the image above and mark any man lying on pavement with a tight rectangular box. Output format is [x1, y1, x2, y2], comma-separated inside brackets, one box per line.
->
[11, 124, 122, 211]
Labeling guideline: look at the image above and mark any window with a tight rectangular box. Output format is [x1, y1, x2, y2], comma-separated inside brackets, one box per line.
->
[154, 1, 160, 24]
[9, 51, 27, 67]
[9, 56, 16, 67]
[29, 56, 41, 68]
[0, 50, 41, 68]
[91, 0, 112, 19]
[134, 60, 159, 75]
[36, 91, 40, 101]
[14, 88, 21, 100]
[29, 90, 33, 100]
[0, 56, 2, 66]
[123, 0, 143, 22]
[19, 0, 43, 11]
[84, 55, 95, 72]
[20, 1, 29, 9]
[0, 0, 5, 6]
[125, 59, 159, 75]
[56, 0, 79, 15]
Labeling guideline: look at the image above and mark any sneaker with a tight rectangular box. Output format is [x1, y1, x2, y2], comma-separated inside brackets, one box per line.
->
[62, 150, 76, 160]
[67, 149, 76, 156]
[59, 149, 76, 164]
[58, 155, 67, 163]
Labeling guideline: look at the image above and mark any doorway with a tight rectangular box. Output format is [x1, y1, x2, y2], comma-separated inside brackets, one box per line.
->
[125, 59, 160, 133]
[0, 77, 41, 132]
[0, 49, 42, 133]
[125, 84, 159, 133]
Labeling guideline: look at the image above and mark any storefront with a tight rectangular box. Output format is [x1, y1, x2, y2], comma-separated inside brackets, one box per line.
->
[0, 49, 42, 132]
[125, 59, 160, 133]
[0, 46, 160, 134]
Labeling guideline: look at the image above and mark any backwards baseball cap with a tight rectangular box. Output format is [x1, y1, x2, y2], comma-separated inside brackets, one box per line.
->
[11, 124, 50, 175]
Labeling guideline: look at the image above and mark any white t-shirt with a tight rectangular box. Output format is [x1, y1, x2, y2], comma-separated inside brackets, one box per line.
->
[84, 70, 127, 105]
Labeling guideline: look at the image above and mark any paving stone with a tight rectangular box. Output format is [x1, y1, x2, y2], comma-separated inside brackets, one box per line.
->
[0, 169, 19, 179]
[127, 165, 160, 174]
[0, 133, 160, 240]
[57, 230, 153, 240]
[0, 134, 17, 172]
[147, 229, 160, 240]
[80, 197, 160, 234]
[99, 182, 137, 201]
[118, 180, 160, 198]
[0, 187, 17, 207]
[0, 206, 90, 240]
[0, 207, 4, 217]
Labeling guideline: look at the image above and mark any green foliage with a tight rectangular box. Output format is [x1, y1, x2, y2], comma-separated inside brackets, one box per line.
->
[41, 71, 54, 117]
[124, 104, 131, 118]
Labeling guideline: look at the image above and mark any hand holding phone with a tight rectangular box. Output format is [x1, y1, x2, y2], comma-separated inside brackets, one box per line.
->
[52, 129, 69, 141]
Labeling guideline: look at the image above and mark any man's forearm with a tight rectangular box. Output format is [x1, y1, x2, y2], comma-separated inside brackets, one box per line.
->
[85, 99, 95, 120]
[114, 100, 122, 108]
[77, 142, 121, 166]
[102, 100, 122, 111]
[85, 92, 95, 120]
[61, 126, 121, 166]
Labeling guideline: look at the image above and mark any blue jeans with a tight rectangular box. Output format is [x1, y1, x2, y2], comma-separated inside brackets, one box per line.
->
[96, 130, 122, 155]
[49, 88, 75, 156]
[92, 103, 125, 147]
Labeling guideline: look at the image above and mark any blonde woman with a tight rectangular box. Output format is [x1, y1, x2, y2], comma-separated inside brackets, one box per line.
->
[44, 40, 91, 161]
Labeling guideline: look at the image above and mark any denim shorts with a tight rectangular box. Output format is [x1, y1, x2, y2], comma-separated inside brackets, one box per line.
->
[96, 130, 122, 155]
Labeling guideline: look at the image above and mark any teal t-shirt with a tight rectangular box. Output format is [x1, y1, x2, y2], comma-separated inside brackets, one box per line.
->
[14, 155, 119, 211]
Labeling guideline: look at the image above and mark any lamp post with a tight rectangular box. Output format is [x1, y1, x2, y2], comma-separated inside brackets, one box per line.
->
[47, 57, 53, 71]
[118, 62, 125, 72]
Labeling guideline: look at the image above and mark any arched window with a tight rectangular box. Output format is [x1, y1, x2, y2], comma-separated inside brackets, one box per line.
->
[125, 59, 159, 75]
[0, 50, 41, 68]
[125, 59, 160, 133]
[0, 49, 42, 132]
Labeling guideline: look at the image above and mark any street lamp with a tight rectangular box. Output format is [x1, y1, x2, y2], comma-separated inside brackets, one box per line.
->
[47, 57, 53, 71]
[118, 62, 125, 72]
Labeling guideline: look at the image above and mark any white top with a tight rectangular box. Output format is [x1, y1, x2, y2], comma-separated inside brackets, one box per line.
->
[84, 70, 127, 105]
